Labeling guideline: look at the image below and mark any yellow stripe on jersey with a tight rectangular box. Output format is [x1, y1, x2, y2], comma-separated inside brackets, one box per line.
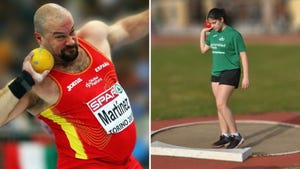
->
[40, 109, 88, 159]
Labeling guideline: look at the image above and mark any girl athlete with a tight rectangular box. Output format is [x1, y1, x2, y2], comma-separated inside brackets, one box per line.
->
[200, 8, 249, 149]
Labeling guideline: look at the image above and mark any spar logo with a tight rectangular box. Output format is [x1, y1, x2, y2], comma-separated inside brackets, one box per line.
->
[114, 83, 123, 94]
[87, 84, 123, 112]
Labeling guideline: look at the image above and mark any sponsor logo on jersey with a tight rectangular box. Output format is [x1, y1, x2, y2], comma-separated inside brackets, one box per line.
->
[219, 36, 225, 41]
[86, 76, 102, 88]
[67, 78, 83, 92]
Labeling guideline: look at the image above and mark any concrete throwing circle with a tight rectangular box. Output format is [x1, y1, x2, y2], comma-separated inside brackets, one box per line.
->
[151, 120, 300, 156]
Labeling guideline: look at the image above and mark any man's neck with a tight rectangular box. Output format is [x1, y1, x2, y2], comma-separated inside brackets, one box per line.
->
[54, 47, 90, 73]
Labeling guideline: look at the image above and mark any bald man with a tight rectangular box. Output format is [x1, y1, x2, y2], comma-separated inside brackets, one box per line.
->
[0, 3, 148, 169]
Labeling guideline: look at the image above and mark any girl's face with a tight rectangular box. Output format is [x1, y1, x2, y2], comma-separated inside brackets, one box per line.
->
[207, 18, 225, 32]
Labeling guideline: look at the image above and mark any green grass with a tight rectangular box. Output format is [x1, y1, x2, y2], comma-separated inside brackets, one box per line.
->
[151, 43, 300, 120]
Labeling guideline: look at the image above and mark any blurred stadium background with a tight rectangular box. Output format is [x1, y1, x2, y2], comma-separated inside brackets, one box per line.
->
[151, 0, 300, 120]
[152, 0, 300, 35]
[0, 0, 149, 169]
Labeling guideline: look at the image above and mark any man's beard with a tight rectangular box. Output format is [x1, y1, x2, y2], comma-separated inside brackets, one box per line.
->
[60, 42, 79, 62]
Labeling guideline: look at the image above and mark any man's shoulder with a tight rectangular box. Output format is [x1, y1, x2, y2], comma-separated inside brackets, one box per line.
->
[77, 20, 109, 38]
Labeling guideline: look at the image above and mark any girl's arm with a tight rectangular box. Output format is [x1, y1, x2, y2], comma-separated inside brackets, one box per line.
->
[240, 52, 249, 89]
[200, 28, 211, 54]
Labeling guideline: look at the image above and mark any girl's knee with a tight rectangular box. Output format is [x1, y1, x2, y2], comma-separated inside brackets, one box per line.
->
[216, 101, 227, 112]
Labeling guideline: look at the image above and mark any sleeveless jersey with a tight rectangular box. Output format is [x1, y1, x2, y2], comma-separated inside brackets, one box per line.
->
[37, 38, 141, 169]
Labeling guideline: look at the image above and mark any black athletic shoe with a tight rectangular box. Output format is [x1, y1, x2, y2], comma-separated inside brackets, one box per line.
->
[226, 134, 244, 149]
[212, 135, 231, 148]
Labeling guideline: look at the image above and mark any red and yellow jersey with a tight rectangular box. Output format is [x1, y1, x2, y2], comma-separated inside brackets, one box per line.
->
[37, 38, 141, 169]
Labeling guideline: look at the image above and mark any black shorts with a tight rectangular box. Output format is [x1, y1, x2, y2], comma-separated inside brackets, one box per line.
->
[211, 69, 241, 88]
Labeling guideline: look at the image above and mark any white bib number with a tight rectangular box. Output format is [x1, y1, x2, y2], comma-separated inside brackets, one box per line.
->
[87, 83, 134, 134]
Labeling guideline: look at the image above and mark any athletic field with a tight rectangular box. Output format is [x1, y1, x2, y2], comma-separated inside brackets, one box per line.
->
[151, 35, 300, 168]
[151, 37, 300, 120]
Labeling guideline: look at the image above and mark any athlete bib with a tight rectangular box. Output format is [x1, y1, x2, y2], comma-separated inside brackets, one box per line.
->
[87, 82, 134, 134]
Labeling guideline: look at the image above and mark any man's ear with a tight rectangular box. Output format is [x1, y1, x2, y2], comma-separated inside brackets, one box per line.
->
[34, 32, 42, 44]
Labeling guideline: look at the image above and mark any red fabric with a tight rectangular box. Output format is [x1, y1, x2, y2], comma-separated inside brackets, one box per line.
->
[3, 142, 20, 169]
[58, 155, 143, 169]
[38, 38, 138, 169]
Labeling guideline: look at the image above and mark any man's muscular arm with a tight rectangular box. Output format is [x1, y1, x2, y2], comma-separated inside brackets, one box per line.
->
[77, 9, 149, 60]
[0, 83, 32, 126]
[0, 86, 21, 125]
[0, 52, 49, 126]
[108, 10, 149, 48]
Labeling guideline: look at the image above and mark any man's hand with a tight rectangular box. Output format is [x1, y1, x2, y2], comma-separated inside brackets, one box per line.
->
[22, 52, 50, 83]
